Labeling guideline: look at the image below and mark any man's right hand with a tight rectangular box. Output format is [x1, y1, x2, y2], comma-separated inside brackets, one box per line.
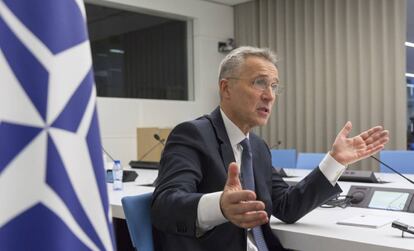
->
[220, 162, 269, 229]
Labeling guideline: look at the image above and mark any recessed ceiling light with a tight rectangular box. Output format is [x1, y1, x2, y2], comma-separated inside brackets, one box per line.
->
[405, 42, 414, 48]
[109, 49, 125, 54]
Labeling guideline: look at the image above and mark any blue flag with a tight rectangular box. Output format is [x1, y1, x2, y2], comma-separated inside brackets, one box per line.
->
[0, 0, 115, 250]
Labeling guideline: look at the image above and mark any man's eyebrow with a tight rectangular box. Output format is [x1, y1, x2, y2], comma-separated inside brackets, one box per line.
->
[255, 74, 277, 79]
[255, 75, 279, 83]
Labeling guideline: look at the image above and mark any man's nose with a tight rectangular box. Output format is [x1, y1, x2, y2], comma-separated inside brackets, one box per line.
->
[261, 86, 275, 101]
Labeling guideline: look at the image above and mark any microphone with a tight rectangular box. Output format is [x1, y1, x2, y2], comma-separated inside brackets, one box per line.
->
[102, 147, 138, 182]
[370, 156, 414, 184]
[102, 147, 115, 162]
[270, 140, 282, 149]
[392, 221, 414, 237]
[138, 134, 165, 161]
[153, 133, 165, 146]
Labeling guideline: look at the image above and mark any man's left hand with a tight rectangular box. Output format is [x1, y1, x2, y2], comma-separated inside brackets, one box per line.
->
[330, 121, 389, 165]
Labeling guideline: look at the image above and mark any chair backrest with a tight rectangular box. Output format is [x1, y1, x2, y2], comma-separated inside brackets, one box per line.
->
[121, 192, 154, 251]
[271, 149, 297, 168]
[379, 150, 414, 173]
[296, 152, 325, 169]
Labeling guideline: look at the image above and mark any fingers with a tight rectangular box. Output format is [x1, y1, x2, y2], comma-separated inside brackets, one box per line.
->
[337, 121, 352, 138]
[224, 162, 241, 190]
[363, 131, 389, 154]
[363, 144, 385, 156]
[221, 170, 269, 229]
[229, 197, 265, 214]
[234, 211, 269, 229]
[220, 195, 268, 228]
[364, 130, 389, 146]
[356, 129, 389, 159]
[359, 125, 384, 140]
[220, 191, 269, 228]
[226, 190, 256, 203]
[220, 190, 259, 213]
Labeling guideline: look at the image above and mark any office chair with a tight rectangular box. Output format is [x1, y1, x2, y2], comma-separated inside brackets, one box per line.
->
[122, 192, 154, 251]
[270, 149, 297, 168]
[296, 152, 325, 169]
[379, 150, 414, 174]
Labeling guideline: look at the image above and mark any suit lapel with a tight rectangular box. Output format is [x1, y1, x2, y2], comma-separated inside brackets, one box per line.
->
[206, 107, 235, 173]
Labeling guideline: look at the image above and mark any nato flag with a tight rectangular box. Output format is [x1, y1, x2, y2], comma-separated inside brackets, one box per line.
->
[0, 0, 115, 250]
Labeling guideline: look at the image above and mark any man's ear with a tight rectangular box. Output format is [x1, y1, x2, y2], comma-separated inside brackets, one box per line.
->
[219, 78, 231, 99]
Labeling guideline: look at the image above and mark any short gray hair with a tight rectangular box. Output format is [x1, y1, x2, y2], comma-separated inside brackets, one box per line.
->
[218, 46, 278, 81]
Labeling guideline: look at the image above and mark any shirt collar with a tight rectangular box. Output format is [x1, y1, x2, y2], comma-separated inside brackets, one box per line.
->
[220, 107, 249, 147]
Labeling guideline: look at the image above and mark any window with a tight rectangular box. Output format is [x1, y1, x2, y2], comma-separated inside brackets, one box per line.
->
[85, 3, 193, 100]
[407, 79, 414, 149]
[407, 0, 414, 149]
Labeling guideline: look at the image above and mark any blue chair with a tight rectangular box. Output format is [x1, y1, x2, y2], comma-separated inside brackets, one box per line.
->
[271, 149, 297, 168]
[296, 152, 325, 169]
[121, 192, 154, 251]
[379, 150, 414, 173]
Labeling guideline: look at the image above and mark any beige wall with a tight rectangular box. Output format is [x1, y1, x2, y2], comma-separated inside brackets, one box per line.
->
[235, 0, 406, 170]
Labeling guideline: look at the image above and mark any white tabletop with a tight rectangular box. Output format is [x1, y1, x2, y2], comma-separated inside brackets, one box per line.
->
[270, 205, 414, 251]
[273, 169, 414, 251]
[109, 168, 157, 218]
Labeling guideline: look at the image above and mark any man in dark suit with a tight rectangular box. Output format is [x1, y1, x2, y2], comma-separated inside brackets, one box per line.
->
[151, 46, 389, 251]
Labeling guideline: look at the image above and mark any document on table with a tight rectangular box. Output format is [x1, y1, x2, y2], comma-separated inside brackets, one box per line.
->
[337, 214, 397, 229]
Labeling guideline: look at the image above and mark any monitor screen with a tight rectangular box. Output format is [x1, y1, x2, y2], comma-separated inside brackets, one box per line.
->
[368, 191, 409, 211]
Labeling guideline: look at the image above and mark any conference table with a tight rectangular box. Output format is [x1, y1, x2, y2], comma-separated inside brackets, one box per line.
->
[271, 169, 414, 251]
[109, 168, 156, 219]
[109, 168, 414, 251]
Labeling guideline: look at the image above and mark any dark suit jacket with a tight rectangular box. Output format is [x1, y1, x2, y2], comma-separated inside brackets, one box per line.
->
[151, 107, 341, 251]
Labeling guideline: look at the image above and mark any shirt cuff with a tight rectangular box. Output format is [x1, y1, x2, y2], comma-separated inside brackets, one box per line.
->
[196, 191, 228, 235]
[319, 153, 347, 186]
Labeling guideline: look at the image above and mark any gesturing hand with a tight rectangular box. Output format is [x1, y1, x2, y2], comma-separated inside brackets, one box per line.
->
[220, 162, 268, 229]
[330, 121, 389, 165]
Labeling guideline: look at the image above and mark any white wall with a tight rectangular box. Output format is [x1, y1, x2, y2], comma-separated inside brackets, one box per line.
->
[89, 0, 234, 164]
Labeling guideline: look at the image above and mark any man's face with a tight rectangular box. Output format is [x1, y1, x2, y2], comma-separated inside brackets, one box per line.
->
[220, 56, 278, 133]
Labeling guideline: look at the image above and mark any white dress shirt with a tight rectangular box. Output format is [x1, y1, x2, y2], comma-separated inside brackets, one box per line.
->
[196, 108, 346, 251]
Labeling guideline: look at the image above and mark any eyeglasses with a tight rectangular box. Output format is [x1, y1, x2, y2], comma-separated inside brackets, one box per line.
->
[226, 77, 284, 95]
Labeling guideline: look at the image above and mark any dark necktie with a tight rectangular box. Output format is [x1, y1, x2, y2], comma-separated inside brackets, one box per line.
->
[240, 138, 269, 251]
